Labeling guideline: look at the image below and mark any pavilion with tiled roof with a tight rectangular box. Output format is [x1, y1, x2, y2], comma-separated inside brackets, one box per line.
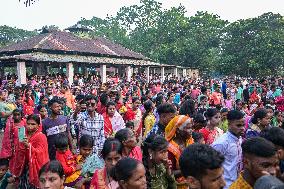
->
[0, 30, 194, 84]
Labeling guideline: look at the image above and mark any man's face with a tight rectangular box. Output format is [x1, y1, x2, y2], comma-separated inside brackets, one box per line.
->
[245, 154, 279, 180]
[86, 100, 97, 112]
[199, 167, 226, 189]
[50, 102, 62, 115]
[228, 118, 245, 137]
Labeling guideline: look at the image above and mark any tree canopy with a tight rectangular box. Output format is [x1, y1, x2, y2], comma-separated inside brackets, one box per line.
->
[1, 0, 283, 76]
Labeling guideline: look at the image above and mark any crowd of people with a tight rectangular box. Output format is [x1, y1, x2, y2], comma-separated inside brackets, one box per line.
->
[0, 73, 284, 189]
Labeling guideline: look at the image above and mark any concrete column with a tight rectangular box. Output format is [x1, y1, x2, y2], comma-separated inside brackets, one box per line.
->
[161, 67, 165, 82]
[145, 67, 150, 83]
[100, 64, 107, 83]
[174, 67, 178, 78]
[182, 68, 187, 78]
[126, 66, 132, 82]
[66, 63, 74, 86]
[17, 62, 27, 85]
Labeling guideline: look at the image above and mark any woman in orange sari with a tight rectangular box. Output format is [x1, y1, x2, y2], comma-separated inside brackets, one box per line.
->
[90, 138, 122, 189]
[165, 115, 194, 189]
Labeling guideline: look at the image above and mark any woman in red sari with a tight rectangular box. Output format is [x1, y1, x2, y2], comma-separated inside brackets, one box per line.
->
[199, 108, 223, 145]
[123, 97, 142, 139]
[90, 138, 122, 189]
[103, 101, 125, 138]
[115, 128, 142, 162]
[0, 109, 26, 169]
[11, 114, 49, 189]
[23, 88, 35, 116]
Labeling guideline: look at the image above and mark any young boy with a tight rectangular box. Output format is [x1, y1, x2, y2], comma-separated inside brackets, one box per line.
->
[55, 134, 81, 187]
[0, 158, 12, 189]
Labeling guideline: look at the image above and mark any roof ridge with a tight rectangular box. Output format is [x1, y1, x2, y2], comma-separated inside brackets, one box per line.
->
[33, 33, 52, 49]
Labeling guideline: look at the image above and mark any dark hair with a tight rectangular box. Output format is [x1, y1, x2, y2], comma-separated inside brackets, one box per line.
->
[48, 98, 61, 107]
[157, 103, 176, 115]
[39, 95, 49, 103]
[192, 132, 204, 142]
[39, 160, 64, 179]
[179, 144, 224, 179]
[36, 105, 47, 112]
[261, 127, 284, 148]
[0, 158, 9, 167]
[142, 135, 168, 165]
[193, 113, 206, 124]
[101, 138, 123, 159]
[26, 114, 41, 125]
[220, 108, 229, 113]
[242, 137, 276, 158]
[15, 95, 22, 100]
[125, 121, 134, 129]
[251, 109, 268, 124]
[199, 95, 207, 102]
[100, 93, 109, 106]
[155, 94, 164, 106]
[179, 99, 196, 117]
[13, 108, 22, 115]
[55, 134, 69, 149]
[115, 128, 131, 143]
[106, 101, 116, 109]
[204, 108, 220, 120]
[132, 96, 140, 104]
[110, 158, 141, 181]
[85, 95, 98, 102]
[142, 100, 154, 129]
[227, 110, 244, 121]
[79, 134, 94, 148]
[274, 110, 281, 117]
[200, 86, 207, 93]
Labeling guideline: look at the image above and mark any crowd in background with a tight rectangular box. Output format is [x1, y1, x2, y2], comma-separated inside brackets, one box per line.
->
[0, 72, 284, 189]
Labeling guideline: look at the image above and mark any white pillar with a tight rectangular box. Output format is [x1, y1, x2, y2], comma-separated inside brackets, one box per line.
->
[17, 62, 26, 85]
[126, 66, 132, 82]
[100, 64, 107, 83]
[161, 67, 165, 82]
[66, 63, 74, 86]
[145, 67, 150, 83]
[174, 67, 178, 78]
[182, 68, 187, 78]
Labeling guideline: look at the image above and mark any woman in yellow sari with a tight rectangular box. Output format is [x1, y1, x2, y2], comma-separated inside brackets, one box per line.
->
[165, 115, 194, 189]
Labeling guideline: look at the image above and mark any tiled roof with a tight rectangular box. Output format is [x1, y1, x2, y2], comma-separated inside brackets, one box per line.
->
[0, 31, 148, 60]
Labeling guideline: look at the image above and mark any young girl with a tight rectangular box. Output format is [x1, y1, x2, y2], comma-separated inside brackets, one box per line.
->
[55, 134, 81, 187]
[89, 138, 123, 189]
[115, 128, 142, 161]
[199, 108, 223, 144]
[223, 94, 233, 110]
[143, 135, 176, 189]
[110, 158, 147, 189]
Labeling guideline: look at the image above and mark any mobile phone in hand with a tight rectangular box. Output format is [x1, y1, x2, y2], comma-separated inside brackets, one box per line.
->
[18, 127, 25, 142]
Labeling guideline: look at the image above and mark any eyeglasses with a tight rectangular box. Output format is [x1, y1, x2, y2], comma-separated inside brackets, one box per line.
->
[86, 102, 96, 107]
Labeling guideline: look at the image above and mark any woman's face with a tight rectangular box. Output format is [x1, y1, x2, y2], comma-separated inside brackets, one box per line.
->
[209, 113, 221, 127]
[105, 151, 122, 172]
[259, 114, 271, 127]
[26, 119, 39, 134]
[41, 98, 49, 105]
[39, 171, 64, 189]
[121, 163, 147, 189]
[27, 90, 32, 96]
[152, 148, 168, 165]
[39, 107, 48, 119]
[124, 130, 137, 149]
[178, 121, 193, 139]
[277, 113, 283, 122]
[107, 105, 116, 117]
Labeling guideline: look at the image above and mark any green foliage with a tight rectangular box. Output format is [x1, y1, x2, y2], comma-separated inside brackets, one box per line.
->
[1, 0, 284, 76]
[0, 25, 37, 47]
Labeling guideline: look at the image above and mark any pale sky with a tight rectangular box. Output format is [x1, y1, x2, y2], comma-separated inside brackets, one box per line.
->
[1, 0, 284, 31]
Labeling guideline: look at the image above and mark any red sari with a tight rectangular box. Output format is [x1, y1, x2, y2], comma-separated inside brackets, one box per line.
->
[11, 127, 49, 187]
[90, 167, 119, 189]
[102, 113, 113, 138]
[23, 97, 35, 115]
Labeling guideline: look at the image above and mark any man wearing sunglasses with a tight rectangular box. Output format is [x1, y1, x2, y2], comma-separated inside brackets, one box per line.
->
[71, 95, 105, 156]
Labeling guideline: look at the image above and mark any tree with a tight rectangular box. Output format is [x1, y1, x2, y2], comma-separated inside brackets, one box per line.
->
[0, 25, 37, 47]
[221, 12, 284, 76]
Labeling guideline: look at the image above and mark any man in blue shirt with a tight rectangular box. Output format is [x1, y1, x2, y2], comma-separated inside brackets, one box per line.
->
[212, 110, 245, 189]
